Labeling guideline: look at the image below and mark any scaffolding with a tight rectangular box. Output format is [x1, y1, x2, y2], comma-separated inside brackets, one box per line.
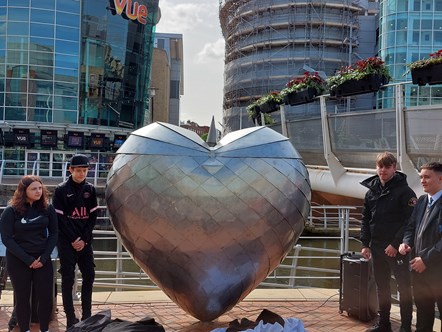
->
[219, 0, 372, 131]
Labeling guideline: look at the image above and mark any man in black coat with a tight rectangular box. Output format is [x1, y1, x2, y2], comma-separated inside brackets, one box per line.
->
[360, 152, 416, 332]
[400, 162, 442, 332]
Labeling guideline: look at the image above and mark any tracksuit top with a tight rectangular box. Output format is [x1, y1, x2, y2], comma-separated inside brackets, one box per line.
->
[0, 204, 58, 266]
[53, 175, 98, 246]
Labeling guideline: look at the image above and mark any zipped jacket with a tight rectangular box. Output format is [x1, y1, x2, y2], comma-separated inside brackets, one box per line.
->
[360, 172, 417, 249]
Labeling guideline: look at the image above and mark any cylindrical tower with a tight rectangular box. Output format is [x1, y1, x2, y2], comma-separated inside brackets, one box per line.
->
[219, 0, 364, 132]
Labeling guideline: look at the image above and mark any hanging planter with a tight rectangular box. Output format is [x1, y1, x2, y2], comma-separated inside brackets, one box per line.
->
[327, 57, 391, 98]
[283, 87, 320, 105]
[280, 72, 325, 106]
[408, 50, 442, 86]
[252, 91, 282, 114]
[329, 74, 388, 98]
[246, 104, 275, 126]
[411, 65, 442, 86]
[257, 99, 280, 113]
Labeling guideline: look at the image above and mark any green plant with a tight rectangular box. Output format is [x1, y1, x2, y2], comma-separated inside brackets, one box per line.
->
[246, 91, 281, 123]
[327, 57, 390, 91]
[255, 91, 282, 106]
[247, 103, 275, 125]
[246, 104, 259, 119]
[407, 49, 442, 70]
[246, 102, 275, 125]
[280, 72, 326, 97]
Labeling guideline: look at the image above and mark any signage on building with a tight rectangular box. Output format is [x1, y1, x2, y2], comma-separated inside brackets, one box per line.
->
[110, 0, 148, 25]
[89, 133, 105, 149]
[67, 131, 84, 148]
[13, 128, 30, 146]
[41, 129, 57, 148]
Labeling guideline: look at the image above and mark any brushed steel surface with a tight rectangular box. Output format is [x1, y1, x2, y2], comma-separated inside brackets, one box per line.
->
[105, 122, 311, 321]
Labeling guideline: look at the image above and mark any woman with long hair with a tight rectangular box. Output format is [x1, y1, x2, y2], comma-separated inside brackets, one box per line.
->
[0, 175, 58, 332]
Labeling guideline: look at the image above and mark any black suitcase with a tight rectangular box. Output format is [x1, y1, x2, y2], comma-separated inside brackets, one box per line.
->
[339, 252, 378, 322]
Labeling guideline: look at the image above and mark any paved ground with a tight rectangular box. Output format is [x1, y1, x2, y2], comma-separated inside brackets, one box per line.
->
[0, 288, 439, 332]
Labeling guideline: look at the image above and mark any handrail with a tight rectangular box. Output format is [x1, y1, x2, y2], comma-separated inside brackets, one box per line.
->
[89, 205, 360, 290]
[0, 160, 4, 184]
[0, 205, 360, 291]
[0, 158, 111, 188]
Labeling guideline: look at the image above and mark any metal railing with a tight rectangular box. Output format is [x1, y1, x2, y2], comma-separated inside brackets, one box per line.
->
[83, 205, 360, 291]
[0, 157, 112, 187]
[0, 205, 360, 293]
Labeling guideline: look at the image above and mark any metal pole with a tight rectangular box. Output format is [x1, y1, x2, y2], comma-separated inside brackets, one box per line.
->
[280, 105, 288, 137]
[346, 24, 352, 112]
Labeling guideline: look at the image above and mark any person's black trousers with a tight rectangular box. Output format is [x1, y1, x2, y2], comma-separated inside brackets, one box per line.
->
[371, 246, 413, 326]
[58, 243, 95, 319]
[412, 271, 442, 332]
[6, 252, 53, 332]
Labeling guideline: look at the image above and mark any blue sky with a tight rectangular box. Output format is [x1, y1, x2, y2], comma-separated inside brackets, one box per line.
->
[155, 0, 225, 127]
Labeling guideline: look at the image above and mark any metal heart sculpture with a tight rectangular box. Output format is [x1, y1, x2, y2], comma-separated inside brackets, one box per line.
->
[105, 122, 310, 322]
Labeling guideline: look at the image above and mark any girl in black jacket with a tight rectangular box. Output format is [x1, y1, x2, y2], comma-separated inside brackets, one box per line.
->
[0, 175, 58, 332]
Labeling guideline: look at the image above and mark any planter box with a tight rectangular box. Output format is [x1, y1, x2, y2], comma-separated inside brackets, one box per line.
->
[411, 64, 442, 86]
[283, 87, 319, 106]
[257, 100, 280, 113]
[330, 74, 388, 98]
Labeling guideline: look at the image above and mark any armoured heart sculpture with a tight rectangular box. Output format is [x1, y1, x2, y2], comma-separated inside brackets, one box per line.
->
[105, 122, 310, 321]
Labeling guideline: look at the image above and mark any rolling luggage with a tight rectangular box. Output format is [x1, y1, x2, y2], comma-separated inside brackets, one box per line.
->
[339, 252, 378, 322]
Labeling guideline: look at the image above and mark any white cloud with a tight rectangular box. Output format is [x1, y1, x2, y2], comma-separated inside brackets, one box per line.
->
[196, 38, 225, 63]
[156, 1, 217, 33]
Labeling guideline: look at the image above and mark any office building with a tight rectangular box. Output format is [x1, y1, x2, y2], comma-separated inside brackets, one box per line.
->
[0, 0, 159, 153]
[152, 33, 184, 125]
[379, 0, 442, 107]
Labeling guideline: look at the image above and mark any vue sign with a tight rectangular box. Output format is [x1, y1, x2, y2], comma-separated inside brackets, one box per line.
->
[114, 0, 148, 25]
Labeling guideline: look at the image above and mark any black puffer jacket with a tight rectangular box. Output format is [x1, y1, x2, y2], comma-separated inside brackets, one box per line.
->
[360, 172, 417, 249]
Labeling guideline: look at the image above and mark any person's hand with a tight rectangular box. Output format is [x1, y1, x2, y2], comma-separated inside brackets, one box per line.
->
[29, 257, 43, 269]
[384, 244, 397, 257]
[361, 247, 371, 260]
[399, 243, 411, 255]
[72, 237, 85, 251]
[410, 257, 426, 273]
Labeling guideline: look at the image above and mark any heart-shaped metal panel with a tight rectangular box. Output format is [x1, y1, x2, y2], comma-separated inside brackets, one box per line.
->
[105, 122, 310, 321]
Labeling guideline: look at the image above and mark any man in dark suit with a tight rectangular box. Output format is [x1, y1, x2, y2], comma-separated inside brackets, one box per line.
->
[399, 162, 442, 332]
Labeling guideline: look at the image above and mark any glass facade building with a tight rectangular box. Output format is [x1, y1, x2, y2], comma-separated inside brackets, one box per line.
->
[379, 0, 442, 107]
[0, 0, 159, 130]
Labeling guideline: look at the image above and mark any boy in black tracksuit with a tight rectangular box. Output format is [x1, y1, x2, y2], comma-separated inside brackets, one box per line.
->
[360, 152, 416, 332]
[53, 154, 98, 329]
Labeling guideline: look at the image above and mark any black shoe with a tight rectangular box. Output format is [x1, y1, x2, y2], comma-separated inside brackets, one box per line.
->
[365, 322, 392, 332]
[66, 315, 79, 330]
[81, 313, 91, 321]
[399, 326, 412, 332]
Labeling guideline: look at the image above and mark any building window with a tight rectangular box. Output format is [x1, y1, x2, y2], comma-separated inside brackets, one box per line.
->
[157, 38, 165, 49]
[170, 80, 179, 99]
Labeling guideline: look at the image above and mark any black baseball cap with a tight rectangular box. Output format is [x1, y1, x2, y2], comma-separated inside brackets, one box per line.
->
[70, 154, 90, 167]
